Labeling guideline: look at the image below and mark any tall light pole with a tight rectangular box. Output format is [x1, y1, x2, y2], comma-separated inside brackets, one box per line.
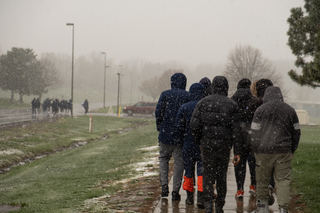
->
[117, 73, 120, 115]
[101, 52, 106, 108]
[130, 72, 132, 104]
[118, 65, 122, 106]
[66, 23, 74, 117]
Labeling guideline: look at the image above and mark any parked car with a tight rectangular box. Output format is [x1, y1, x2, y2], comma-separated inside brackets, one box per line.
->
[123, 101, 157, 116]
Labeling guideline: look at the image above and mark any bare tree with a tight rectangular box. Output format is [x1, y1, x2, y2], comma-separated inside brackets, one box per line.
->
[139, 69, 183, 101]
[139, 76, 159, 101]
[224, 44, 285, 96]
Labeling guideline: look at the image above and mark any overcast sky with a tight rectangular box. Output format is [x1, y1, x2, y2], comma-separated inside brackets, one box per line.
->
[0, 0, 305, 66]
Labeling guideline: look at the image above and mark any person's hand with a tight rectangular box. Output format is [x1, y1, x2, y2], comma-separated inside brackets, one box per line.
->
[232, 155, 241, 166]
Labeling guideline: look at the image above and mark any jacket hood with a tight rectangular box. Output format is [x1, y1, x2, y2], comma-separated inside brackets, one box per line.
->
[171, 73, 187, 90]
[199, 77, 211, 89]
[211, 76, 229, 96]
[237, 78, 251, 89]
[189, 83, 205, 100]
[263, 86, 283, 103]
[256, 79, 273, 98]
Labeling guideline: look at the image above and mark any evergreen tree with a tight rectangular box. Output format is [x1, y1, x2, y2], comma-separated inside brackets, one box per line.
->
[0, 47, 43, 102]
[287, 0, 320, 87]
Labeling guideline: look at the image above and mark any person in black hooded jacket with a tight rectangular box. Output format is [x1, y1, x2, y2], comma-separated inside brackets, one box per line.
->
[251, 86, 300, 213]
[190, 76, 242, 213]
[231, 78, 256, 198]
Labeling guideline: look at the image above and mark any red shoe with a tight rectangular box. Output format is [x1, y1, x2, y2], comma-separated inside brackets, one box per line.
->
[249, 184, 256, 195]
[235, 190, 244, 198]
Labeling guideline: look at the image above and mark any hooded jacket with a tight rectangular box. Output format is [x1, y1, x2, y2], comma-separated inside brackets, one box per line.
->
[176, 83, 205, 151]
[231, 79, 253, 127]
[251, 86, 301, 154]
[231, 79, 254, 152]
[190, 76, 242, 155]
[199, 77, 212, 96]
[155, 73, 191, 146]
[244, 79, 273, 124]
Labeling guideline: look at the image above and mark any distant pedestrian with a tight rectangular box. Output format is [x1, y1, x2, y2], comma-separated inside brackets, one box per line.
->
[83, 99, 89, 114]
[251, 86, 301, 213]
[190, 76, 242, 213]
[31, 97, 36, 115]
[176, 83, 205, 207]
[35, 98, 41, 114]
[155, 73, 191, 201]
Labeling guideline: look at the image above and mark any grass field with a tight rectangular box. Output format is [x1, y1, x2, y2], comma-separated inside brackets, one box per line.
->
[291, 125, 320, 213]
[0, 116, 159, 212]
[0, 115, 319, 212]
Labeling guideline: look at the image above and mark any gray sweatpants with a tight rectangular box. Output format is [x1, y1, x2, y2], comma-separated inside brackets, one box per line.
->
[159, 142, 184, 192]
[255, 153, 292, 211]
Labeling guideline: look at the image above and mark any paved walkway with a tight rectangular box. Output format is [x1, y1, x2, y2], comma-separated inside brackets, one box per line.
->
[153, 153, 279, 213]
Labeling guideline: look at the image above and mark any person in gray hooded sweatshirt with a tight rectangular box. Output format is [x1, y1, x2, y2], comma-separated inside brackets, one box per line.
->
[251, 86, 301, 213]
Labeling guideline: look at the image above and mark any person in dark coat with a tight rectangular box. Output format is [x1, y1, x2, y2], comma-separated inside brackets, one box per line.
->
[199, 77, 212, 96]
[176, 83, 205, 207]
[245, 78, 277, 206]
[231, 78, 256, 198]
[83, 99, 89, 114]
[190, 76, 242, 213]
[251, 86, 300, 213]
[31, 98, 36, 115]
[155, 73, 191, 201]
[35, 98, 41, 114]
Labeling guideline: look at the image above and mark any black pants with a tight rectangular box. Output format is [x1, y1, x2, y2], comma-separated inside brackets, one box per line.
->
[234, 148, 256, 190]
[201, 147, 230, 209]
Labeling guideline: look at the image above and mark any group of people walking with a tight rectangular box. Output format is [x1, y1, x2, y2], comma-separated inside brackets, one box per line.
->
[31, 97, 72, 116]
[155, 73, 301, 213]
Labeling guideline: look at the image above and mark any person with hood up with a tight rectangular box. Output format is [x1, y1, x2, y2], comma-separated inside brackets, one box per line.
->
[190, 76, 242, 213]
[83, 99, 89, 114]
[31, 97, 36, 115]
[155, 73, 191, 201]
[231, 78, 256, 198]
[199, 77, 212, 97]
[245, 79, 277, 205]
[176, 83, 205, 208]
[251, 86, 300, 213]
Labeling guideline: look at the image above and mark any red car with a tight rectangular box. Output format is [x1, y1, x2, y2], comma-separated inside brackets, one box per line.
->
[123, 101, 157, 116]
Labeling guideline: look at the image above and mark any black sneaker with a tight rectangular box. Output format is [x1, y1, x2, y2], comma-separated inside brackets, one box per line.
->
[161, 184, 169, 197]
[197, 191, 204, 209]
[185, 190, 194, 205]
[215, 207, 224, 213]
[172, 191, 181, 201]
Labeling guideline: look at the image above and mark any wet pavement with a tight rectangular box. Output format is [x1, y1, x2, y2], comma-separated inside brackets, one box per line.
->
[153, 153, 279, 213]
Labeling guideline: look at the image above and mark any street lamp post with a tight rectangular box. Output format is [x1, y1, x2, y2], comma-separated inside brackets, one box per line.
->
[101, 52, 107, 108]
[130, 72, 132, 104]
[118, 65, 122, 106]
[66, 23, 74, 117]
[117, 73, 120, 115]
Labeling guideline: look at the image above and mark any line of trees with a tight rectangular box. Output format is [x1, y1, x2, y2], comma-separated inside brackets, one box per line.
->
[0, 47, 60, 102]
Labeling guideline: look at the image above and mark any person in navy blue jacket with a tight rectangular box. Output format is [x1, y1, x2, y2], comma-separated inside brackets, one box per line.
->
[176, 83, 205, 207]
[155, 73, 191, 201]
